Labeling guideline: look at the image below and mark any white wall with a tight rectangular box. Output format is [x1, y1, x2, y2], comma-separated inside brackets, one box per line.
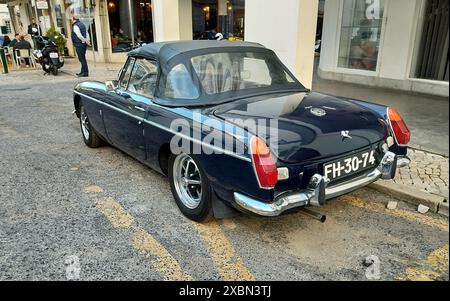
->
[153, 0, 192, 42]
[245, 0, 319, 89]
[0, 4, 10, 36]
[319, 0, 449, 97]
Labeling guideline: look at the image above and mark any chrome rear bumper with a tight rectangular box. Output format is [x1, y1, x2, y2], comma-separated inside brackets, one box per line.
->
[234, 151, 400, 217]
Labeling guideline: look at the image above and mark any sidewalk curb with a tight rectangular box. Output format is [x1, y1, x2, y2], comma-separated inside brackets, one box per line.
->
[369, 181, 449, 217]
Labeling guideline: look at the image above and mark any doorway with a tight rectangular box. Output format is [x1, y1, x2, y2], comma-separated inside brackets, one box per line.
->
[414, 0, 449, 82]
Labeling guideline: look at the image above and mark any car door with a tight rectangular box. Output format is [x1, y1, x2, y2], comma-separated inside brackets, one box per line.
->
[103, 57, 158, 161]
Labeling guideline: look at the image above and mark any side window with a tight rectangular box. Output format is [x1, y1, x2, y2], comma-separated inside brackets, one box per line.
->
[119, 58, 135, 89]
[127, 59, 159, 98]
[164, 64, 199, 99]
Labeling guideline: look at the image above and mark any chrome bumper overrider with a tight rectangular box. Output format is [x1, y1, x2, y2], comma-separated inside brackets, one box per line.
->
[234, 151, 401, 217]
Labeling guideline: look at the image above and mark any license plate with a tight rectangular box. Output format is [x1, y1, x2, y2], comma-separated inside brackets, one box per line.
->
[49, 52, 59, 58]
[323, 150, 377, 181]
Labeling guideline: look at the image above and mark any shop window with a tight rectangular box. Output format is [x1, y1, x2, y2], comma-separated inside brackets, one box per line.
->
[192, 0, 245, 41]
[107, 0, 154, 53]
[337, 0, 385, 71]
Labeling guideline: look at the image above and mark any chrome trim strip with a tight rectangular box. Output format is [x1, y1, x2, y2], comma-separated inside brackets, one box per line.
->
[325, 168, 381, 199]
[74, 91, 251, 162]
[234, 192, 310, 217]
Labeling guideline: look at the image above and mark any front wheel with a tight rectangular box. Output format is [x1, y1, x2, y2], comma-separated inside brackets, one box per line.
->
[79, 102, 103, 148]
[169, 153, 213, 222]
[42, 64, 50, 73]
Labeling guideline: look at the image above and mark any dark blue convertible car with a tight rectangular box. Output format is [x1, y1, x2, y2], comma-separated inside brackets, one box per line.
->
[73, 41, 411, 222]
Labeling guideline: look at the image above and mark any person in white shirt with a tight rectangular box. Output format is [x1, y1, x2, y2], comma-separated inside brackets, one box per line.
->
[71, 14, 91, 77]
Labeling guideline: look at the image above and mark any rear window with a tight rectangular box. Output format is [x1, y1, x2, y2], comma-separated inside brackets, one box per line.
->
[191, 52, 296, 96]
[164, 64, 199, 99]
[159, 50, 302, 104]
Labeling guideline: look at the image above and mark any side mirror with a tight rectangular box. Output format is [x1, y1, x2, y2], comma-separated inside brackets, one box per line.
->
[105, 80, 118, 92]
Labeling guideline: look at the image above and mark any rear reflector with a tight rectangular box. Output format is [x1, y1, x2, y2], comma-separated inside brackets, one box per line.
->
[250, 136, 278, 188]
[387, 107, 411, 146]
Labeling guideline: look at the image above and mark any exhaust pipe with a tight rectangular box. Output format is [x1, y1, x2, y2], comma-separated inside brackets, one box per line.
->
[300, 208, 326, 223]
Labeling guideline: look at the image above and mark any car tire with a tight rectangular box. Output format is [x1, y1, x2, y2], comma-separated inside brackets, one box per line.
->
[169, 153, 213, 222]
[79, 102, 103, 148]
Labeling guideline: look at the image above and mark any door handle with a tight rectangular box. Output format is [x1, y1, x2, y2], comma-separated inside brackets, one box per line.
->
[134, 106, 146, 112]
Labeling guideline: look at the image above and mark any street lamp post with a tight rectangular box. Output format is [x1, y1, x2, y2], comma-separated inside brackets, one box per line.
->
[128, 0, 135, 48]
[32, 0, 42, 36]
[87, 1, 96, 67]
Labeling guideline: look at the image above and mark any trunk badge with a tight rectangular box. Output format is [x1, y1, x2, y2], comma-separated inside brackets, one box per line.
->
[310, 107, 326, 117]
[341, 130, 352, 140]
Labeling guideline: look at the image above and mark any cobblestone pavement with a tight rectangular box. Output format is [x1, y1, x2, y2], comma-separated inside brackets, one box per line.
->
[393, 149, 449, 199]
[0, 58, 122, 87]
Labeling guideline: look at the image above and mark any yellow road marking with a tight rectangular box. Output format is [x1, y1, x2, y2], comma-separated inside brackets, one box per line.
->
[84, 185, 104, 193]
[96, 197, 192, 281]
[193, 220, 255, 281]
[427, 244, 449, 275]
[338, 195, 449, 232]
[404, 244, 449, 281]
[97, 197, 135, 228]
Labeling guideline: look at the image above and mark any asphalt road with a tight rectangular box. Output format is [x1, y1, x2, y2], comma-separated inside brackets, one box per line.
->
[0, 77, 448, 281]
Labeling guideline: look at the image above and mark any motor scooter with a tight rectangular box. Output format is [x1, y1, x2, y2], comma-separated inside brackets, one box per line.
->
[32, 36, 64, 76]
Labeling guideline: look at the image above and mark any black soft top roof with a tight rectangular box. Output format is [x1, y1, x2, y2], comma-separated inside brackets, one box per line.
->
[126, 41, 306, 107]
[128, 40, 266, 62]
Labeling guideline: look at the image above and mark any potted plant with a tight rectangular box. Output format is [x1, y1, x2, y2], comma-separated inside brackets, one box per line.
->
[45, 27, 67, 55]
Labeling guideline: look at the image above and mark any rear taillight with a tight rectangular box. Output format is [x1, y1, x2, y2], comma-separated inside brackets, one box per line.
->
[387, 107, 411, 146]
[250, 136, 278, 189]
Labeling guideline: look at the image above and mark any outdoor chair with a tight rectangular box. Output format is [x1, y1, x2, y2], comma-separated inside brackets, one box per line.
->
[15, 49, 36, 68]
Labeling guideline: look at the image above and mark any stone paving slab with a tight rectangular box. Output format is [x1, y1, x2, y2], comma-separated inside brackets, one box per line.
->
[392, 148, 449, 199]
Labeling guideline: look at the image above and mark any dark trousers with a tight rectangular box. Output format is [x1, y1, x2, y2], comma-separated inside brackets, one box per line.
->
[74, 43, 88, 75]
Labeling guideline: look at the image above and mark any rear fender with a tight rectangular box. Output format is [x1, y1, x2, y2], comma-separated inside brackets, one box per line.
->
[341, 97, 408, 156]
[50, 57, 60, 66]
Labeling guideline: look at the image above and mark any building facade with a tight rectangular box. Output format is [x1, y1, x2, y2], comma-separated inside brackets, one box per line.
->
[1, 0, 448, 97]
[319, 0, 449, 97]
[0, 0, 318, 88]
[0, 3, 12, 36]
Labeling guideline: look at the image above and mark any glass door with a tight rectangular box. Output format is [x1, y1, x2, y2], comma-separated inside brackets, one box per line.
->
[337, 0, 385, 72]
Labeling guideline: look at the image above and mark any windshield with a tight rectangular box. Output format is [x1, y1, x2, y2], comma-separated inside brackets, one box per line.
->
[161, 50, 304, 103]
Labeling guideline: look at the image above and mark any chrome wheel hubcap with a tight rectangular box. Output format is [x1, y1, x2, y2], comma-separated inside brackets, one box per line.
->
[80, 107, 90, 140]
[173, 154, 202, 209]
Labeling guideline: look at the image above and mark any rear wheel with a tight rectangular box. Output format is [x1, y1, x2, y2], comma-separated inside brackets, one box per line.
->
[79, 102, 103, 148]
[52, 65, 58, 76]
[169, 153, 213, 222]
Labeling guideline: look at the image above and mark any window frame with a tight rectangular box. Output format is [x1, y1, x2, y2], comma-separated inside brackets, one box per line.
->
[126, 57, 159, 99]
[118, 57, 136, 90]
